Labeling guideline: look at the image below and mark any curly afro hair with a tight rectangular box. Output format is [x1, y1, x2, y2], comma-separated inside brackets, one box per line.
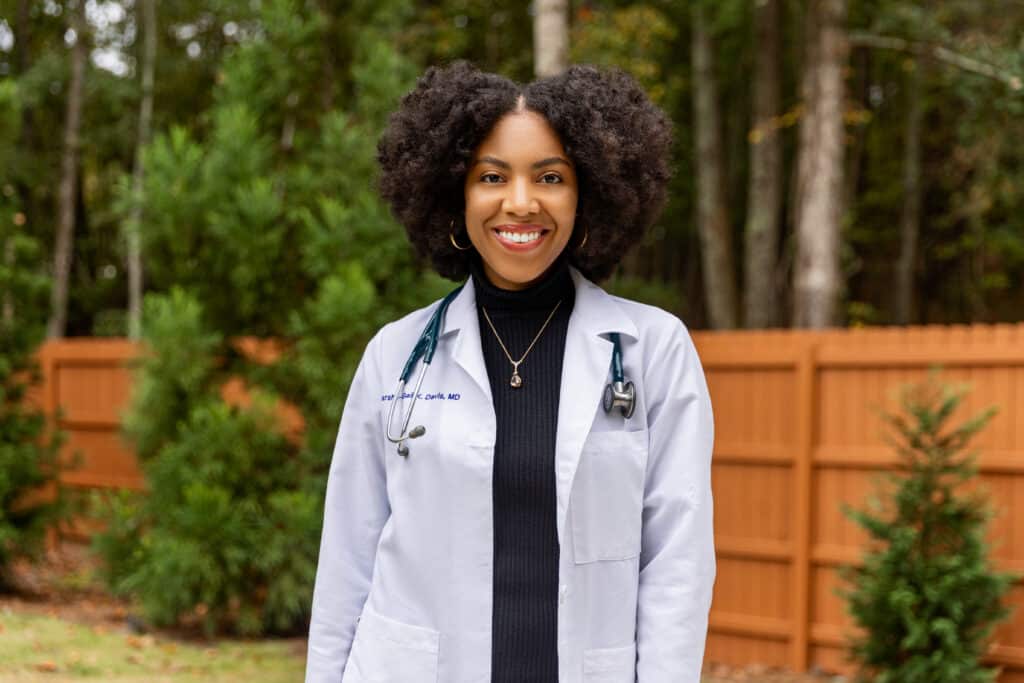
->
[377, 60, 673, 282]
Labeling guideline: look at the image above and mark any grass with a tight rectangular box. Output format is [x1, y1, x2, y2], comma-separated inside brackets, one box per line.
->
[0, 607, 306, 682]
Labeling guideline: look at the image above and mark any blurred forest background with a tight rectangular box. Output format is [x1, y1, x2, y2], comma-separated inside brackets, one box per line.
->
[2, 0, 1024, 339]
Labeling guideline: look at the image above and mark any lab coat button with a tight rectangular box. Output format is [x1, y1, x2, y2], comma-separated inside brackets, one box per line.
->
[558, 584, 568, 604]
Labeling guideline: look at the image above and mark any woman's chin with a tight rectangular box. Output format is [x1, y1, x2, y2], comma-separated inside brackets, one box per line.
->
[483, 260, 556, 291]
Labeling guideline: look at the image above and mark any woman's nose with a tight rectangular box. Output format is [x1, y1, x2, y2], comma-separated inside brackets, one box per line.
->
[503, 177, 539, 216]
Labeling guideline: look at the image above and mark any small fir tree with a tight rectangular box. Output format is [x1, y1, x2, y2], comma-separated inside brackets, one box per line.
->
[841, 374, 1018, 683]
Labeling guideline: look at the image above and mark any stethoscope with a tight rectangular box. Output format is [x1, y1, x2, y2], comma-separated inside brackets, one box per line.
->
[386, 286, 636, 457]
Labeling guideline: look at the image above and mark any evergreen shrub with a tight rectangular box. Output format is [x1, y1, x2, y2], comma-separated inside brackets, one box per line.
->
[841, 373, 1018, 683]
[0, 81, 66, 589]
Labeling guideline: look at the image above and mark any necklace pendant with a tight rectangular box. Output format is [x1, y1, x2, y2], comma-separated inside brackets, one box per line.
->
[510, 371, 523, 388]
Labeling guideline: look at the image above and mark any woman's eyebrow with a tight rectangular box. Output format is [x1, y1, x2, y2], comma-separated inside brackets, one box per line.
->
[472, 155, 573, 169]
[531, 156, 573, 169]
[473, 155, 511, 169]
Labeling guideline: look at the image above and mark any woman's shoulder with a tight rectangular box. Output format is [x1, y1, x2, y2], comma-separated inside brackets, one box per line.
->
[607, 293, 691, 337]
[380, 298, 444, 337]
[367, 291, 461, 361]
[575, 273, 694, 345]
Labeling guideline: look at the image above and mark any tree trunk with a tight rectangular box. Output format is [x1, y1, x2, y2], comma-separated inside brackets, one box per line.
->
[895, 58, 922, 325]
[2, 239, 13, 326]
[743, 0, 782, 328]
[793, 0, 848, 328]
[127, 0, 157, 340]
[14, 0, 33, 230]
[6, 0, 32, 324]
[47, 0, 87, 339]
[692, 3, 738, 329]
[534, 0, 569, 78]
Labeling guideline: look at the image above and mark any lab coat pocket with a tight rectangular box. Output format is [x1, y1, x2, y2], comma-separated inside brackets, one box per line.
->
[582, 641, 637, 681]
[571, 429, 648, 564]
[343, 609, 440, 683]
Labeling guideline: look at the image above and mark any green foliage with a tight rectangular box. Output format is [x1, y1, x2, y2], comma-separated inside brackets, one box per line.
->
[571, 4, 681, 106]
[120, 289, 222, 463]
[93, 290, 321, 636]
[840, 373, 1017, 683]
[0, 81, 65, 586]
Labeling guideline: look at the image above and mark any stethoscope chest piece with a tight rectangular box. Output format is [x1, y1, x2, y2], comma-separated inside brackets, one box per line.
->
[601, 332, 636, 419]
[603, 379, 636, 419]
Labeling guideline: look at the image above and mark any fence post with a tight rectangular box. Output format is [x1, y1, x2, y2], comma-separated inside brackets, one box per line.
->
[791, 336, 816, 670]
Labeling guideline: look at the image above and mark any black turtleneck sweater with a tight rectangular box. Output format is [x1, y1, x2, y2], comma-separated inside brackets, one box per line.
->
[470, 254, 575, 683]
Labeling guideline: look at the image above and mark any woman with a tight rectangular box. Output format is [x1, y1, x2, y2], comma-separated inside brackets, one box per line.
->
[306, 61, 715, 683]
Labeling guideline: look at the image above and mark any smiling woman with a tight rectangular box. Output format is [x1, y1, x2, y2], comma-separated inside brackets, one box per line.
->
[375, 61, 673, 283]
[306, 61, 715, 683]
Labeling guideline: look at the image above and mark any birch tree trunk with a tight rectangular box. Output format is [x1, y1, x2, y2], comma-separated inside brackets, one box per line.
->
[895, 58, 922, 325]
[692, 3, 738, 329]
[127, 0, 157, 340]
[743, 0, 782, 328]
[793, 0, 848, 328]
[534, 0, 569, 78]
[47, 0, 87, 339]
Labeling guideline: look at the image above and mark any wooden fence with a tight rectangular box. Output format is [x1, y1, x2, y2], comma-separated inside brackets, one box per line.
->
[30, 325, 1024, 679]
[695, 325, 1024, 681]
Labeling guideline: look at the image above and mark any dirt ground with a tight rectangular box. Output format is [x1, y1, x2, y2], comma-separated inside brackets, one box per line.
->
[702, 663, 847, 683]
[2, 541, 130, 625]
[2, 541, 845, 682]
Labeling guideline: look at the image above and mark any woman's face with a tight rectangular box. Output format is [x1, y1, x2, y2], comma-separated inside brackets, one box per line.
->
[463, 110, 578, 290]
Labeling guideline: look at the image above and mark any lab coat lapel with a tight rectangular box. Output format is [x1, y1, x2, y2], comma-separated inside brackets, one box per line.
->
[554, 268, 639, 546]
[441, 276, 493, 408]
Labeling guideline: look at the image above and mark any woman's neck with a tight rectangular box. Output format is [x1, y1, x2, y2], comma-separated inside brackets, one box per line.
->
[470, 253, 574, 312]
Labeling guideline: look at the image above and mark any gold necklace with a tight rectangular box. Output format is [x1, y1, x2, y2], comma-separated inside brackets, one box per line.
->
[481, 300, 562, 388]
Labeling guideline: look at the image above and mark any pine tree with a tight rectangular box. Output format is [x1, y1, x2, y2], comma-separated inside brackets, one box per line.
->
[841, 373, 1018, 683]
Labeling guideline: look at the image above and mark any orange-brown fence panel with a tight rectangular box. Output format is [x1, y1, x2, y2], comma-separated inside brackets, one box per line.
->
[693, 324, 1024, 681]
[30, 325, 1024, 679]
[34, 339, 144, 493]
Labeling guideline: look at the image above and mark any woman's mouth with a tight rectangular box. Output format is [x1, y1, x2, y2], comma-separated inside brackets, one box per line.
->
[492, 225, 550, 251]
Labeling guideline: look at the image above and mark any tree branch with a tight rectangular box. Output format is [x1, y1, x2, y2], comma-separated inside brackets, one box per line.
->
[848, 31, 1023, 91]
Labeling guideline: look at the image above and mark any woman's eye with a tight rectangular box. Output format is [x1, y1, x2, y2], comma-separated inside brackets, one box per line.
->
[480, 172, 503, 183]
[539, 173, 562, 184]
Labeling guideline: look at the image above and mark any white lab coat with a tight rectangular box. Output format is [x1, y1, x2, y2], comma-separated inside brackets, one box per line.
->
[305, 267, 715, 683]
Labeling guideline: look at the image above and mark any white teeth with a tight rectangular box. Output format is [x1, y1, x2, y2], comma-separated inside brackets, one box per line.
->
[498, 230, 541, 244]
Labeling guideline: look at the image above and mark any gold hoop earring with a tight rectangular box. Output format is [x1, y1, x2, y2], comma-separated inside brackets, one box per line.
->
[449, 221, 471, 251]
[576, 226, 588, 250]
